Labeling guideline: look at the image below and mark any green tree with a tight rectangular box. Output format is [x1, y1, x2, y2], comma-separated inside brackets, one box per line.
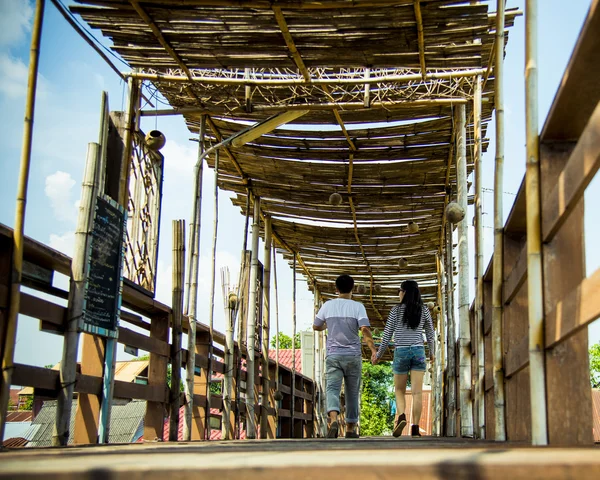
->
[21, 395, 34, 411]
[360, 361, 394, 436]
[590, 342, 600, 389]
[270, 332, 300, 349]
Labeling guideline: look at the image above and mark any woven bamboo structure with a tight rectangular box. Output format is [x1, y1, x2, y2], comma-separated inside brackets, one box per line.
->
[71, 0, 517, 327]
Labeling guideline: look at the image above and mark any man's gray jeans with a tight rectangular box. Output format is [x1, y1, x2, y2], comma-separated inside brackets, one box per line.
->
[326, 355, 362, 423]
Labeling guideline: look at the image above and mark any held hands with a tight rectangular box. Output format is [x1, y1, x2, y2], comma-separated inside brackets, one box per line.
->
[371, 350, 379, 365]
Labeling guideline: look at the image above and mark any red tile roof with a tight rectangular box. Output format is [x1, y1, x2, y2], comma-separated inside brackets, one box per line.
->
[9, 389, 20, 409]
[269, 349, 302, 374]
[162, 406, 248, 441]
[2, 437, 28, 448]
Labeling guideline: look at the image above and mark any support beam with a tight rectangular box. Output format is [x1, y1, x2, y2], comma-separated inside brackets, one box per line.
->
[230, 110, 310, 148]
[492, 0, 507, 442]
[473, 75, 485, 439]
[525, 0, 548, 446]
[246, 197, 261, 438]
[127, 68, 487, 88]
[272, 7, 310, 82]
[456, 104, 473, 438]
[414, 0, 427, 80]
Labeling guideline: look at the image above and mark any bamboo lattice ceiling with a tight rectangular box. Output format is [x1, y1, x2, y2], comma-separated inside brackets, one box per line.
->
[71, 0, 517, 326]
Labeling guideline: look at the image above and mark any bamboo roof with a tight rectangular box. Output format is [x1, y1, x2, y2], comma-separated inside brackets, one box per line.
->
[72, 0, 517, 327]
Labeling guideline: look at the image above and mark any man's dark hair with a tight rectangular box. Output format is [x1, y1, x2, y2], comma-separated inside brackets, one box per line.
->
[336, 274, 354, 294]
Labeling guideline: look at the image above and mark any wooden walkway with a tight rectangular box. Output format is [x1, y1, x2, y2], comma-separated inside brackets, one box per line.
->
[1, 438, 599, 479]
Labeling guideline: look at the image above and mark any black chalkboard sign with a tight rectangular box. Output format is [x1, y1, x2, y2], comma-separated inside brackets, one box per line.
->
[81, 195, 127, 338]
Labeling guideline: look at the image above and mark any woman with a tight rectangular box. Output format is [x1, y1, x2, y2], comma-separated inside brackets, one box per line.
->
[373, 280, 435, 438]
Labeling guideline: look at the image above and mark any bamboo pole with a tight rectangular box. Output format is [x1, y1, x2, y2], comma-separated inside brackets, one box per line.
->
[260, 216, 273, 438]
[206, 149, 220, 440]
[169, 220, 185, 441]
[313, 288, 321, 436]
[525, 0, 548, 446]
[0, 0, 45, 443]
[492, 0, 507, 442]
[245, 196, 261, 439]
[437, 252, 447, 437]
[473, 74, 485, 439]
[119, 76, 140, 207]
[55, 143, 100, 445]
[434, 253, 445, 436]
[221, 268, 235, 440]
[273, 246, 280, 397]
[291, 254, 297, 434]
[456, 104, 473, 438]
[445, 225, 457, 437]
[183, 116, 206, 441]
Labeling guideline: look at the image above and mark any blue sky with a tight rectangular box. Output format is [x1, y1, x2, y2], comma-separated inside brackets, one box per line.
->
[0, 0, 597, 368]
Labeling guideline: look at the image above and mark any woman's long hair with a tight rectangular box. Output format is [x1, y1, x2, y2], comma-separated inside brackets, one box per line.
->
[400, 280, 422, 330]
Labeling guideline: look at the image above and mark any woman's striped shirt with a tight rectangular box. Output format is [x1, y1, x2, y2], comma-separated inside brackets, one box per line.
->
[375, 304, 435, 360]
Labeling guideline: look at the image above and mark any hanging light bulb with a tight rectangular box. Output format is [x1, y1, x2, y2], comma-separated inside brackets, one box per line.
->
[398, 258, 408, 268]
[427, 301, 435, 310]
[329, 192, 343, 206]
[407, 221, 419, 234]
[446, 201, 465, 224]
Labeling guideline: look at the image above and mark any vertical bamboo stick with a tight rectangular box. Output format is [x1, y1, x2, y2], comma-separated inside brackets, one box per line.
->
[183, 116, 206, 441]
[492, 0, 507, 442]
[438, 251, 447, 437]
[119, 77, 140, 207]
[260, 216, 273, 438]
[246, 196, 261, 439]
[291, 254, 297, 434]
[473, 74, 485, 439]
[456, 104, 473, 438]
[525, 0, 548, 446]
[0, 0, 45, 443]
[445, 225, 457, 437]
[313, 288, 321, 436]
[273, 246, 280, 395]
[169, 220, 185, 441]
[55, 143, 100, 445]
[221, 268, 235, 440]
[206, 149, 220, 440]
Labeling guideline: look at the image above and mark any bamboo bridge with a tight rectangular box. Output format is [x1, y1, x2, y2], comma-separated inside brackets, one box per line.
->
[1, 0, 599, 478]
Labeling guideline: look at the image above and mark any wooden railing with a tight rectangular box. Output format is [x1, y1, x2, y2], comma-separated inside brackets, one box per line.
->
[0, 223, 315, 443]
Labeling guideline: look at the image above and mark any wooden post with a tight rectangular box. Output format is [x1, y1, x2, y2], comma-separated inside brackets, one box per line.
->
[261, 216, 275, 438]
[0, 0, 45, 443]
[473, 74, 485, 439]
[56, 143, 102, 446]
[192, 331, 210, 440]
[206, 148, 220, 440]
[169, 220, 185, 441]
[245, 196, 261, 438]
[313, 288, 322, 437]
[492, 0, 507, 442]
[445, 225, 457, 437]
[456, 104, 473, 438]
[144, 314, 169, 440]
[184, 116, 206, 441]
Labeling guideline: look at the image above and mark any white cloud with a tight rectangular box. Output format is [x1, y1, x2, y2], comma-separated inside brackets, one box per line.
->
[0, 0, 33, 47]
[0, 53, 49, 99]
[161, 139, 197, 175]
[49, 231, 75, 257]
[45, 171, 77, 223]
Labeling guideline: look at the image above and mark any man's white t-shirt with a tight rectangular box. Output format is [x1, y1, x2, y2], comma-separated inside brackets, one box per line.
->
[314, 298, 370, 357]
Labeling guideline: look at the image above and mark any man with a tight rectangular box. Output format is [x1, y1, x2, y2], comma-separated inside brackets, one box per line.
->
[313, 274, 377, 438]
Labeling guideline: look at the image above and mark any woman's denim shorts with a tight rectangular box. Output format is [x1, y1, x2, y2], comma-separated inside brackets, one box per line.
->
[393, 346, 426, 375]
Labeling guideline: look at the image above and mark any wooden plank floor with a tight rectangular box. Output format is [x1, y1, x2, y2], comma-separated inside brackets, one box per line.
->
[1, 437, 599, 479]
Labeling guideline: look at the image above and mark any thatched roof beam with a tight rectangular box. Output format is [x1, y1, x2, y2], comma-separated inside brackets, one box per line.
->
[126, 68, 487, 87]
[272, 7, 311, 82]
[414, 0, 427, 80]
[81, 1, 434, 10]
[230, 110, 310, 148]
